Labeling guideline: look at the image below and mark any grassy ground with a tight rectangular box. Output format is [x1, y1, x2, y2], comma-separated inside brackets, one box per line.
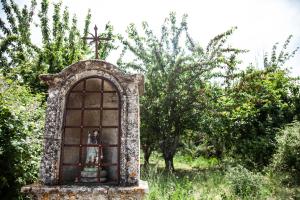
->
[141, 153, 300, 200]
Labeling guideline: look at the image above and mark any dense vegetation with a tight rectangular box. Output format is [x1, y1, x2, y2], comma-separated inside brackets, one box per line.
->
[119, 12, 300, 172]
[141, 153, 300, 199]
[0, 77, 45, 199]
[0, 0, 299, 199]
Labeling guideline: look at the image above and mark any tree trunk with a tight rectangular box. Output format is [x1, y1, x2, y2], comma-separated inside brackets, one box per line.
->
[160, 135, 179, 172]
[142, 145, 152, 167]
[163, 153, 175, 171]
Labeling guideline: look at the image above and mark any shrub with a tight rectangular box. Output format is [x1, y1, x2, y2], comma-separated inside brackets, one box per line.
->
[0, 77, 45, 199]
[225, 165, 263, 198]
[271, 121, 300, 185]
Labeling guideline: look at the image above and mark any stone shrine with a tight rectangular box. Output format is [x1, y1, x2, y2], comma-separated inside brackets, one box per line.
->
[21, 60, 148, 199]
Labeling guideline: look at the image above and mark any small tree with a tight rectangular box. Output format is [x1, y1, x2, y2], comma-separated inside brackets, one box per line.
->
[0, 0, 117, 93]
[119, 12, 244, 170]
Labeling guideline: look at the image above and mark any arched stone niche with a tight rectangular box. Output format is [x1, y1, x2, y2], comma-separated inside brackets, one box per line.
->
[39, 60, 144, 186]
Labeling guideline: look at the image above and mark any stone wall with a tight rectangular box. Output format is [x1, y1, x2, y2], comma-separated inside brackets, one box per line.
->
[22, 181, 149, 200]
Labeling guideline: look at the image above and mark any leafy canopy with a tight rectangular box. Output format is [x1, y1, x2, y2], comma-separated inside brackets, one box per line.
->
[119, 12, 246, 170]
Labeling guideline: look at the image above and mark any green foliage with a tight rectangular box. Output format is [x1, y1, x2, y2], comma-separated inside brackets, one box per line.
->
[173, 153, 219, 169]
[119, 12, 245, 170]
[0, 0, 117, 93]
[231, 67, 297, 167]
[271, 121, 300, 185]
[143, 167, 194, 200]
[97, 22, 118, 60]
[0, 0, 39, 76]
[143, 153, 299, 199]
[0, 76, 45, 199]
[0, 1, 120, 198]
[264, 35, 299, 69]
[0, 1, 299, 197]
[201, 36, 300, 168]
[225, 165, 264, 198]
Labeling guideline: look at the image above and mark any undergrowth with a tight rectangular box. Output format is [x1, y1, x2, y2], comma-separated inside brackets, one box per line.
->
[141, 153, 300, 200]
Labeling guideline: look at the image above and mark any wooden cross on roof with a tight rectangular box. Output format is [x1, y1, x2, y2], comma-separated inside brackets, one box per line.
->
[82, 25, 111, 59]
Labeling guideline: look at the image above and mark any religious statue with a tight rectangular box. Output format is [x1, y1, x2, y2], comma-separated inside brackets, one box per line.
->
[85, 130, 102, 165]
[79, 129, 107, 182]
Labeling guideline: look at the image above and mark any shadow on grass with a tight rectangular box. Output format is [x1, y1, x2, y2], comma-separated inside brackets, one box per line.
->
[142, 163, 224, 179]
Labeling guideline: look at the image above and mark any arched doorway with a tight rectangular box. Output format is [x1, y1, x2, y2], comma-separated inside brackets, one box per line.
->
[59, 76, 120, 184]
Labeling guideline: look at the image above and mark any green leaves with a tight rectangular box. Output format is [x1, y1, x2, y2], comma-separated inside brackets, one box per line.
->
[264, 35, 299, 69]
[119, 12, 245, 170]
[0, 76, 45, 199]
[271, 121, 300, 185]
[98, 22, 118, 60]
[211, 60, 300, 168]
[39, 0, 50, 46]
[0, 0, 116, 93]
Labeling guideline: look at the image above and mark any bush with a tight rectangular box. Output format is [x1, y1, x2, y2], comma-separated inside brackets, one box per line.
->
[225, 165, 263, 198]
[0, 77, 45, 199]
[271, 121, 300, 185]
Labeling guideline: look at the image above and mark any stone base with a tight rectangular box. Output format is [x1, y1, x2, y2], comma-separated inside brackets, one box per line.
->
[21, 181, 149, 200]
[80, 167, 108, 183]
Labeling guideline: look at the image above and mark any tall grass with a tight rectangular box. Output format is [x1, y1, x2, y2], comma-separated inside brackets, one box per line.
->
[142, 167, 194, 200]
[141, 154, 227, 200]
[141, 153, 300, 199]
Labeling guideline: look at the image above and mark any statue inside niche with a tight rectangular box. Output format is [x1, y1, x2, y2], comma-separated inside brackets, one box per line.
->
[79, 130, 107, 183]
[85, 130, 102, 165]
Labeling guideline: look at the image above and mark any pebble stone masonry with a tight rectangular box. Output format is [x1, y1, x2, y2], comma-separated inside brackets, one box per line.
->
[21, 59, 148, 199]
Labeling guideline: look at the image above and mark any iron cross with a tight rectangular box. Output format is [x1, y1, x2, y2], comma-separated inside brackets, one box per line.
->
[82, 25, 111, 59]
